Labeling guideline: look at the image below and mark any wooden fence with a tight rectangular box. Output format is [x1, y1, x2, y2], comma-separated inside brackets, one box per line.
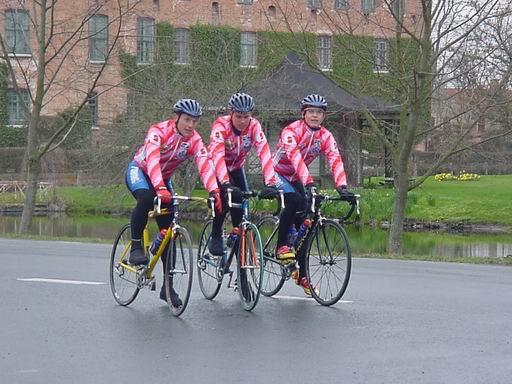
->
[0, 181, 54, 198]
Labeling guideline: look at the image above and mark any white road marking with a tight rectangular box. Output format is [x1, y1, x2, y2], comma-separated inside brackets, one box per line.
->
[17, 278, 105, 285]
[272, 294, 353, 304]
[14, 369, 39, 374]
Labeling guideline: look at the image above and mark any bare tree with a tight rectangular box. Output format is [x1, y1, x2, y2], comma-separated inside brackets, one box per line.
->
[0, 0, 138, 233]
[265, 0, 512, 253]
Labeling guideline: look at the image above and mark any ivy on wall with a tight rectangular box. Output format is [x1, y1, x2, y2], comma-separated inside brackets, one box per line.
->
[0, 63, 29, 147]
[0, 63, 8, 126]
[119, 23, 418, 110]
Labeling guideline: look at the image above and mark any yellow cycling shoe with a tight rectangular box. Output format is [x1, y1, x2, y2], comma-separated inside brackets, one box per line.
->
[292, 272, 318, 297]
[276, 245, 295, 262]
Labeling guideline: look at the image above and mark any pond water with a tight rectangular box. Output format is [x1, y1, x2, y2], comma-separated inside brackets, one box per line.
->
[1, 214, 512, 258]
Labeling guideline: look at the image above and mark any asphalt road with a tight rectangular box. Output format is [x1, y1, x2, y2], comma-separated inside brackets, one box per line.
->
[0, 238, 511, 384]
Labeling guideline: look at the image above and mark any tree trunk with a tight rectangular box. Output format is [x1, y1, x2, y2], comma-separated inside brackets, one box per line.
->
[182, 161, 198, 196]
[19, 156, 41, 233]
[387, 169, 409, 253]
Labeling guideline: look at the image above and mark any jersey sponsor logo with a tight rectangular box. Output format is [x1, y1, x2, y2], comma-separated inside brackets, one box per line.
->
[198, 147, 208, 157]
[225, 140, 234, 150]
[242, 135, 251, 150]
[256, 131, 265, 143]
[149, 134, 160, 145]
[213, 130, 223, 142]
[310, 139, 322, 156]
[330, 140, 338, 152]
[129, 167, 141, 184]
[285, 134, 295, 145]
[177, 142, 191, 159]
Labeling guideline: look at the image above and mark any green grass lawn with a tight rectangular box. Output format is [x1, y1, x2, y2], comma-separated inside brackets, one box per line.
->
[1, 175, 511, 226]
[404, 175, 512, 225]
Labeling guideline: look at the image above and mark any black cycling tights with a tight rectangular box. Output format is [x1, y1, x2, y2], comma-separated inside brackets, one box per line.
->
[130, 188, 174, 276]
[276, 181, 308, 277]
[130, 189, 173, 240]
[276, 182, 307, 249]
[211, 169, 248, 238]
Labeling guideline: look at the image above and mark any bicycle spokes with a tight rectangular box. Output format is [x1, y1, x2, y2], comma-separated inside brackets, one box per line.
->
[306, 220, 351, 306]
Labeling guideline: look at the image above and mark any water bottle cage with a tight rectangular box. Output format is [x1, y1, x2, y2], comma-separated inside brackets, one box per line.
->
[294, 232, 307, 250]
[294, 222, 312, 250]
[226, 233, 239, 248]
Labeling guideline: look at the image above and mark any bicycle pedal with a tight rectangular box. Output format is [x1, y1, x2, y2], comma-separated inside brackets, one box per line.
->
[150, 281, 156, 291]
[284, 261, 298, 277]
[227, 274, 237, 291]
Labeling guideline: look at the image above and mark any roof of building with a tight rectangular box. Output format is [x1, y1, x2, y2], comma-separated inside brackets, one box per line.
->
[247, 51, 400, 115]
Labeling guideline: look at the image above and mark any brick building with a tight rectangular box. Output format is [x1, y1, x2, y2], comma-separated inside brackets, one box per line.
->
[1, 0, 420, 128]
[1, 0, 420, 184]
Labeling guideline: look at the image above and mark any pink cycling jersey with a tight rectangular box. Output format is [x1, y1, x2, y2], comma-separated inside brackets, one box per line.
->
[273, 119, 347, 187]
[133, 119, 218, 192]
[208, 115, 277, 186]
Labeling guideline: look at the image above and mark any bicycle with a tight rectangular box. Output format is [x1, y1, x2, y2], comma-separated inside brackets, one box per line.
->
[196, 189, 264, 311]
[110, 194, 210, 317]
[257, 188, 360, 306]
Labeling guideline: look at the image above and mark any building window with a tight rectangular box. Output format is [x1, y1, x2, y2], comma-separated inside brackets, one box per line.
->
[374, 39, 389, 72]
[317, 36, 332, 71]
[173, 28, 190, 64]
[308, 0, 323, 9]
[89, 15, 108, 62]
[237, 0, 253, 4]
[137, 18, 154, 64]
[88, 91, 98, 127]
[362, 0, 375, 14]
[212, 2, 220, 24]
[7, 89, 29, 126]
[391, 0, 404, 18]
[334, 0, 348, 10]
[240, 32, 257, 67]
[153, 0, 160, 11]
[268, 5, 277, 21]
[5, 10, 30, 55]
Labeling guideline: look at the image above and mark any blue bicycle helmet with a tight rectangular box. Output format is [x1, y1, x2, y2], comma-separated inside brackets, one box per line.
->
[301, 94, 327, 110]
[228, 93, 255, 113]
[173, 99, 203, 118]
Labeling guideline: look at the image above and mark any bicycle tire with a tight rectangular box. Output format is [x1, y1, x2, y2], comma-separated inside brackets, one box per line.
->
[237, 223, 264, 311]
[197, 219, 222, 300]
[110, 223, 140, 306]
[256, 215, 285, 297]
[305, 219, 351, 306]
[164, 226, 193, 317]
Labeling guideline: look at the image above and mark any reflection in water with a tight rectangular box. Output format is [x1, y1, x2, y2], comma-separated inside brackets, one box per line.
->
[1, 214, 511, 258]
[432, 243, 512, 258]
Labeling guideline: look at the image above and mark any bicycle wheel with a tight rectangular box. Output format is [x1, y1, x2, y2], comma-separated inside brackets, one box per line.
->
[197, 219, 222, 300]
[305, 219, 351, 306]
[257, 215, 285, 297]
[164, 227, 193, 317]
[237, 223, 264, 311]
[110, 223, 140, 306]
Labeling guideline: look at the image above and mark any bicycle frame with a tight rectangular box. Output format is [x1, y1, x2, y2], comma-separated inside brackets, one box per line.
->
[224, 190, 258, 275]
[262, 190, 359, 257]
[119, 195, 210, 283]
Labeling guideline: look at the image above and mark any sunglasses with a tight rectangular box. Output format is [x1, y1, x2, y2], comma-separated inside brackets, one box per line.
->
[303, 108, 326, 115]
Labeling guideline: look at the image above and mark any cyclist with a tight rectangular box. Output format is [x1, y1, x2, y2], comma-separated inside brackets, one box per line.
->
[125, 99, 222, 305]
[272, 94, 356, 296]
[208, 92, 279, 256]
